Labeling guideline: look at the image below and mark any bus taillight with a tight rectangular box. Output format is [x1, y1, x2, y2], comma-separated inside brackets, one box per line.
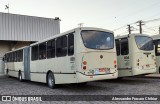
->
[114, 60, 117, 68]
[83, 61, 87, 65]
[137, 59, 139, 66]
[83, 66, 86, 70]
[114, 60, 116, 65]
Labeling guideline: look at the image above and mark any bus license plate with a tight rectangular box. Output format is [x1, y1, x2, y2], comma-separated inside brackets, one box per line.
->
[94, 69, 99, 74]
[99, 68, 106, 72]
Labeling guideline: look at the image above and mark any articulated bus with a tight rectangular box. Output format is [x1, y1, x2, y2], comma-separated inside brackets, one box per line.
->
[152, 35, 160, 73]
[115, 34, 156, 78]
[4, 27, 118, 88]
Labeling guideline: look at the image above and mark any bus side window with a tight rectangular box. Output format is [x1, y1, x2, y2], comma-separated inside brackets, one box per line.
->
[16, 51, 19, 62]
[155, 39, 160, 56]
[20, 50, 23, 62]
[47, 39, 55, 58]
[115, 39, 120, 56]
[14, 52, 17, 62]
[32, 45, 38, 61]
[121, 38, 129, 55]
[11, 52, 14, 62]
[68, 34, 74, 56]
[39, 42, 47, 60]
[56, 36, 67, 57]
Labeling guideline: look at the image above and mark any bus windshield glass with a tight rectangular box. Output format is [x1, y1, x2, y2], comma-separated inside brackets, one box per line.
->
[81, 30, 114, 50]
[135, 36, 154, 51]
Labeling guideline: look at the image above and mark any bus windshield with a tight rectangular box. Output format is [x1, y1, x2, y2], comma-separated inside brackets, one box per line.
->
[135, 36, 154, 51]
[81, 30, 114, 50]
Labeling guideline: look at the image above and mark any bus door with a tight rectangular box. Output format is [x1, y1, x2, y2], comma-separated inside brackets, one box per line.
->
[119, 38, 131, 70]
[116, 38, 132, 77]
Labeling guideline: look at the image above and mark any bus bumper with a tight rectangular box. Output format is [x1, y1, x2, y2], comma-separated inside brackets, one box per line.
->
[132, 68, 157, 76]
[76, 71, 118, 83]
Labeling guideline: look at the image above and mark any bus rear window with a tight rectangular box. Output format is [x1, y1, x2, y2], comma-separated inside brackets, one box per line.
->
[135, 36, 154, 51]
[81, 30, 114, 50]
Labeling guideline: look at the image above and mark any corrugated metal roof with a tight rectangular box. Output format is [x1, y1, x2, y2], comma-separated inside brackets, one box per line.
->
[0, 12, 60, 41]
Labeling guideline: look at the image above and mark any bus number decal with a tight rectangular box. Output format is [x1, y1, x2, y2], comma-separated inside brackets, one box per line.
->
[124, 56, 129, 60]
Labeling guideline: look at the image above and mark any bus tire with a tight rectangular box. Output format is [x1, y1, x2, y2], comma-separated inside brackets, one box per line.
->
[6, 69, 10, 77]
[18, 71, 23, 82]
[47, 72, 56, 89]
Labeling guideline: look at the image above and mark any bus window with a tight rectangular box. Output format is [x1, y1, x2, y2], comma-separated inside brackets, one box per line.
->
[39, 42, 46, 60]
[115, 39, 120, 56]
[47, 39, 55, 58]
[19, 50, 23, 62]
[8, 53, 11, 62]
[17, 50, 23, 62]
[14, 52, 17, 62]
[68, 34, 74, 56]
[121, 38, 129, 55]
[11, 52, 14, 62]
[155, 40, 160, 56]
[56, 36, 67, 57]
[81, 30, 114, 50]
[135, 36, 154, 51]
[16, 51, 19, 62]
[32, 45, 38, 61]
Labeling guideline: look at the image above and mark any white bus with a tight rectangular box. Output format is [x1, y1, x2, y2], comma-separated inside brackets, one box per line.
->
[4, 47, 25, 79]
[4, 27, 118, 88]
[115, 34, 156, 78]
[152, 35, 160, 73]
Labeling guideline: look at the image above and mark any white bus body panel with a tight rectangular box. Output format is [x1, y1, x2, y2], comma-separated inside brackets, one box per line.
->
[152, 35, 160, 74]
[5, 27, 118, 84]
[117, 34, 156, 77]
[29, 27, 118, 84]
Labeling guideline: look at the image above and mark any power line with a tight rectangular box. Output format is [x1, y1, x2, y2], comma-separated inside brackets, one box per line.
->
[144, 25, 156, 32]
[144, 17, 160, 23]
[114, 17, 160, 32]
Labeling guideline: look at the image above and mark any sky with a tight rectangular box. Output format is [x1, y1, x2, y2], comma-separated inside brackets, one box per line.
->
[0, 0, 160, 36]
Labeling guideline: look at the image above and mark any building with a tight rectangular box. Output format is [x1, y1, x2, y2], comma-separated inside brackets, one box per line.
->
[0, 12, 60, 75]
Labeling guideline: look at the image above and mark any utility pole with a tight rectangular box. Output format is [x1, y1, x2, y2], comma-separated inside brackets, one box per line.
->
[127, 25, 131, 34]
[127, 24, 133, 34]
[137, 20, 145, 34]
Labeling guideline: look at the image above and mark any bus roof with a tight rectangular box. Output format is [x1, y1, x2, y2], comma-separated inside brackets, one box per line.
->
[30, 27, 114, 46]
[5, 46, 29, 54]
[152, 34, 160, 40]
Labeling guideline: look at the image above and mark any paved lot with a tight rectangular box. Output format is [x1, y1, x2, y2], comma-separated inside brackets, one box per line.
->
[0, 76, 160, 104]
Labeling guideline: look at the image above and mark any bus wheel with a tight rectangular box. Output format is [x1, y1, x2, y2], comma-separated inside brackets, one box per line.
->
[47, 72, 56, 89]
[6, 69, 10, 77]
[18, 71, 23, 82]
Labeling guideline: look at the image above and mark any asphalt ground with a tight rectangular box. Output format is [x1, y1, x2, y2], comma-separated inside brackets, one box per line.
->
[0, 75, 160, 104]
